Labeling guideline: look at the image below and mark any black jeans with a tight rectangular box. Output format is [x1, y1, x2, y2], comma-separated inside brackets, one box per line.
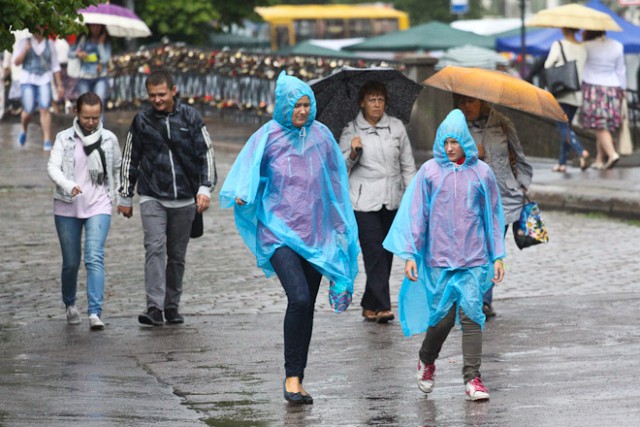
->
[355, 207, 397, 312]
[270, 246, 322, 379]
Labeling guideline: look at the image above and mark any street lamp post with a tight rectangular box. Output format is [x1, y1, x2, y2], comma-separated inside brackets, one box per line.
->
[520, 0, 526, 78]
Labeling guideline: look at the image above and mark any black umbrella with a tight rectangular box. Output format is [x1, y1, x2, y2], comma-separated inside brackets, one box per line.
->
[310, 66, 423, 139]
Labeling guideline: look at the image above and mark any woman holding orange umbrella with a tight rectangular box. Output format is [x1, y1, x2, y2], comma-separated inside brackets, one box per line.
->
[453, 94, 532, 318]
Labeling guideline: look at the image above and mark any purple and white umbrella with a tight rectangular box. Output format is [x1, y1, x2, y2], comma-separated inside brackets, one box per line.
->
[78, 3, 151, 38]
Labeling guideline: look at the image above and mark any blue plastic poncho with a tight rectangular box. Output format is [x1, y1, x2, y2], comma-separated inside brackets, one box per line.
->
[219, 71, 360, 312]
[382, 109, 505, 336]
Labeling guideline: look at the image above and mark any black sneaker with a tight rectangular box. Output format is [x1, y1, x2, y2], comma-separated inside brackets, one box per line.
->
[482, 303, 496, 318]
[164, 308, 184, 324]
[138, 307, 164, 326]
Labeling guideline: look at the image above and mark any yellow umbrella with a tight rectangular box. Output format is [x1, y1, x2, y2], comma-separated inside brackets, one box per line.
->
[526, 3, 622, 32]
[424, 66, 567, 122]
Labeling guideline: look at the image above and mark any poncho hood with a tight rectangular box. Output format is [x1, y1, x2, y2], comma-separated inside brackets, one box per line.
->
[433, 109, 478, 168]
[273, 71, 317, 131]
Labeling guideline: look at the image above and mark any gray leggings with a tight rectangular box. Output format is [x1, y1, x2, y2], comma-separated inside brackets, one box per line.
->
[419, 305, 483, 383]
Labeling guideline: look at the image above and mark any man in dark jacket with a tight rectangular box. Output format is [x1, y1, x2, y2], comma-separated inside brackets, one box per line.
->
[118, 69, 216, 326]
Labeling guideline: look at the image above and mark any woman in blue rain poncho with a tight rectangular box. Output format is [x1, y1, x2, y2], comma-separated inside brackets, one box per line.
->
[220, 72, 359, 404]
[383, 109, 505, 401]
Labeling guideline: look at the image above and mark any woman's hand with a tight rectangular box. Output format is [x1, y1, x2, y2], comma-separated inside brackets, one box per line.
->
[405, 260, 418, 281]
[71, 186, 82, 197]
[350, 136, 363, 160]
[235, 197, 246, 206]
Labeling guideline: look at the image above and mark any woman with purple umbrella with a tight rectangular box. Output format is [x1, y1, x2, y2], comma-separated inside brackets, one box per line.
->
[220, 71, 359, 404]
[68, 24, 112, 110]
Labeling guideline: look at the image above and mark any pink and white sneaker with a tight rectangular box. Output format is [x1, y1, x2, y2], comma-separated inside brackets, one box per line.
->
[465, 376, 490, 401]
[416, 360, 436, 393]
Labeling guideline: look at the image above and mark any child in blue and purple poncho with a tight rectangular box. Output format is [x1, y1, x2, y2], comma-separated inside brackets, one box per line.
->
[383, 109, 506, 401]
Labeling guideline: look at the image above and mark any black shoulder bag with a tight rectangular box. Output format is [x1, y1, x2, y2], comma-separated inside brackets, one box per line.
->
[150, 118, 204, 238]
[543, 41, 580, 97]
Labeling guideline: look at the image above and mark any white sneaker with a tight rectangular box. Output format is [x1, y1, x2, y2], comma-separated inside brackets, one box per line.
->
[416, 359, 436, 393]
[465, 377, 490, 401]
[66, 305, 81, 325]
[89, 314, 105, 330]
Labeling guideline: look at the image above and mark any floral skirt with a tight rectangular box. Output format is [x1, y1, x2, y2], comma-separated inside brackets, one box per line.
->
[580, 83, 624, 131]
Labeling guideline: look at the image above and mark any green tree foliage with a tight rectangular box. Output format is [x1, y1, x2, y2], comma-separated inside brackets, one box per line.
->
[131, 0, 269, 46]
[0, 0, 98, 51]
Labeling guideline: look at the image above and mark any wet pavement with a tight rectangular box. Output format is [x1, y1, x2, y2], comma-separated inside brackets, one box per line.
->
[1, 114, 640, 426]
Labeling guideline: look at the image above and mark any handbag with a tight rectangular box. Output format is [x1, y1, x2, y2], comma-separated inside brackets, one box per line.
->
[67, 36, 84, 79]
[513, 194, 549, 250]
[150, 119, 204, 239]
[543, 41, 580, 97]
[67, 58, 81, 79]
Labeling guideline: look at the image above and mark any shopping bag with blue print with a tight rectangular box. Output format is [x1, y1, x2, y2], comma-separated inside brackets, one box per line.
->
[513, 194, 549, 250]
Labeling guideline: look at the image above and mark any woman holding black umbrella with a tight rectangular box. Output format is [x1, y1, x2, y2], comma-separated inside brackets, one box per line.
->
[339, 81, 416, 323]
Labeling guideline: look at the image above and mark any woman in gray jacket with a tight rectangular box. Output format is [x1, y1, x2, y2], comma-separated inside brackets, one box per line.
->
[47, 92, 121, 330]
[339, 81, 416, 323]
[454, 94, 533, 318]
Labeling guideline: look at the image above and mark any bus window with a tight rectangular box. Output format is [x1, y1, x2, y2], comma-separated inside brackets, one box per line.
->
[349, 19, 373, 38]
[295, 19, 319, 42]
[325, 19, 347, 39]
[373, 19, 399, 35]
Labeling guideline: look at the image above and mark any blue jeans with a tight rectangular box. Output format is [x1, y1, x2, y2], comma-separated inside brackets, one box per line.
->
[54, 214, 111, 316]
[21, 83, 52, 113]
[558, 103, 585, 165]
[483, 224, 511, 307]
[76, 78, 109, 109]
[270, 246, 322, 380]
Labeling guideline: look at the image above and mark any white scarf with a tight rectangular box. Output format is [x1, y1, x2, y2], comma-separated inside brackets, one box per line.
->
[73, 118, 106, 186]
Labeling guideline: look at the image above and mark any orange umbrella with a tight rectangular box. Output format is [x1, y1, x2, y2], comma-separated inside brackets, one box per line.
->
[424, 66, 567, 122]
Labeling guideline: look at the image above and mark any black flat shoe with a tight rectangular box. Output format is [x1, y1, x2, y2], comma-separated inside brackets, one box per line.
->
[283, 380, 306, 404]
[482, 303, 496, 318]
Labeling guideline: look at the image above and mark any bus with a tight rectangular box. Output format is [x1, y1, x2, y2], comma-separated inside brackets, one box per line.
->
[255, 4, 410, 51]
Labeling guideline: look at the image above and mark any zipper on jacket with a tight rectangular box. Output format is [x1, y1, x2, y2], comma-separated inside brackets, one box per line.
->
[165, 117, 178, 199]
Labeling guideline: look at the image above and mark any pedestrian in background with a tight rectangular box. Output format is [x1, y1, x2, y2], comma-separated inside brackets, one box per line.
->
[453, 94, 532, 318]
[13, 26, 64, 151]
[581, 30, 626, 170]
[220, 71, 359, 404]
[383, 109, 505, 401]
[117, 70, 217, 326]
[68, 24, 112, 111]
[47, 92, 121, 330]
[338, 80, 416, 323]
[545, 28, 590, 173]
[1, 50, 10, 120]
